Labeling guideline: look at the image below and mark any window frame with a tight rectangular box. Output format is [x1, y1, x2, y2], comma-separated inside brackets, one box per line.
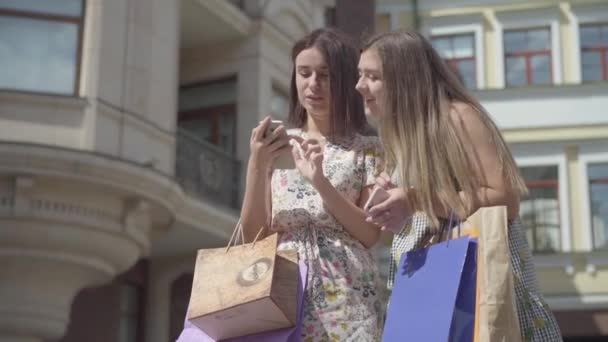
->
[495, 7, 563, 87]
[421, 15, 486, 89]
[520, 167, 561, 253]
[0, 1, 86, 95]
[579, 23, 608, 82]
[503, 27, 554, 87]
[512, 146, 572, 253]
[431, 33, 477, 89]
[578, 146, 608, 251]
[589, 169, 608, 249]
[178, 77, 238, 156]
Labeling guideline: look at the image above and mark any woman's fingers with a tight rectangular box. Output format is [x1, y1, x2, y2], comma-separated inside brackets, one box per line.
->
[375, 176, 391, 190]
[262, 123, 285, 145]
[290, 135, 305, 145]
[367, 209, 393, 226]
[291, 143, 303, 161]
[375, 172, 395, 190]
[254, 117, 271, 141]
[368, 199, 393, 217]
[305, 145, 322, 159]
[268, 132, 290, 152]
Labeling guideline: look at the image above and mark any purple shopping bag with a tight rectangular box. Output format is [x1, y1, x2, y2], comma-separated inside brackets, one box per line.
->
[177, 260, 307, 342]
[382, 235, 477, 342]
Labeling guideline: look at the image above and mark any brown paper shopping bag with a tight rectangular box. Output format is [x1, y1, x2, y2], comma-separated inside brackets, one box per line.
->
[187, 223, 299, 341]
[454, 206, 522, 342]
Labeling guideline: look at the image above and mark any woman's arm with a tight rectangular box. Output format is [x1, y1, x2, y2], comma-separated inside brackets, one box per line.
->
[449, 103, 520, 219]
[240, 117, 291, 242]
[314, 178, 381, 248]
[292, 140, 381, 248]
[368, 103, 521, 229]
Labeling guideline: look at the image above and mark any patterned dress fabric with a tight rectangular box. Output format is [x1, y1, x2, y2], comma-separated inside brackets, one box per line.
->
[271, 129, 384, 342]
[389, 214, 563, 341]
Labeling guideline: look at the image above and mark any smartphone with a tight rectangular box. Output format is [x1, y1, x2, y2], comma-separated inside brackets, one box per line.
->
[364, 186, 390, 211]
[262, 120, 295, 169]
[264, 120, 284, 138]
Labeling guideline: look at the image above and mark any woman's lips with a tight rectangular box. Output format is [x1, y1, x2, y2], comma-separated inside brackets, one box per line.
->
[306, 96, 324, 102]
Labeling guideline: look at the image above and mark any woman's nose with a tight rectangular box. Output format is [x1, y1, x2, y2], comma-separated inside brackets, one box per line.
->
[355, 78, 365, 93]
[309, 73, 320, 90]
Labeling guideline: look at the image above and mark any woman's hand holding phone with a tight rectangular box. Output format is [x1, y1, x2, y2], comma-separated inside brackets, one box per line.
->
[365, 173, 414, 233]
[249, 117, 291, 172]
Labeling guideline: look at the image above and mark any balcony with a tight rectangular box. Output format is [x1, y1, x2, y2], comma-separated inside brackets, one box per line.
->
[175, 128, 241, 210]
[180, 0, 252, 49]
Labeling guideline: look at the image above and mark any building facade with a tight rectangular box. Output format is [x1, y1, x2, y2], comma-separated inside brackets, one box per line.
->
[4, 0, 606, 341]
[0, 0, 371, 341]
[376, 0, 608, 340]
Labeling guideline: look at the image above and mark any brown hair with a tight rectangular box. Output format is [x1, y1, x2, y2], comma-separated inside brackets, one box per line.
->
[289, 28, 371, 138]
[361, 30, 527, 226]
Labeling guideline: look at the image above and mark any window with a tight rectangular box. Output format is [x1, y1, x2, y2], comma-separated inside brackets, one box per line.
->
[270, 86, 289, 122]
[375, 13, 391, 33]
[0, 0, 85, 95]
[324, 6, 336, 27]
[580, 24, 608, 82]
[519, 166, 561, 253]
[590, 163, 608, 249]
[117, 283, 143, 342]
[178, 78, 237, 155]
[504, 28, 552, 86]
[432, 34, 476, 89]
[169, 273, 193, 342]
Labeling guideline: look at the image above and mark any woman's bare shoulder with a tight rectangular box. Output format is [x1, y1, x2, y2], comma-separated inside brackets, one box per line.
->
[448, 101, 486, 134]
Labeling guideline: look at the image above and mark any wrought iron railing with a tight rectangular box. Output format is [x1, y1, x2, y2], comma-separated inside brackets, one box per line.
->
[175, 129, 241, 209]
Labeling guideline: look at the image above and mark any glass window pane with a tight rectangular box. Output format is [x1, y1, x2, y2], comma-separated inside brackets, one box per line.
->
[602, 25, 608, 45]
[504, 31, 526, 53]
[591, 183, 608, 249]
[0, 16, 77, 94]
[521, 166, 558, 180]
[432, 37, 452, 58]
[270, 88, 289, 121]
[582, 51, 601, 67]
[520, 166, 560, 253]
[583, 65, 603, 82]
[531, 54, 551, 84]
[528, 29, 550, 50]
[589, 164, 608, 180]
[453, 35, 474, 58]
[178, 80, 237, 111]
[580, 25, 601, 47]
[506, 56, 526, 86]
[375, 13, 390, 33]
[532, 71, 551, 85]
[582, 51, 602, 81]
[118, 284, 140, 342]
[521, 187, 560, 252]
[456, 60, 476, 89]
[0, 0, 82, 16]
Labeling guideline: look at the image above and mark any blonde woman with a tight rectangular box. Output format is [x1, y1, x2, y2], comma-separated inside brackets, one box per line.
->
[240, 29, 385, 341]
[356, 31, 562, 341]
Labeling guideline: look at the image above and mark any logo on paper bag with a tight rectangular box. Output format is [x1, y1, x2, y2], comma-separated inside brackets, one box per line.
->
[237, 257, 272, 286]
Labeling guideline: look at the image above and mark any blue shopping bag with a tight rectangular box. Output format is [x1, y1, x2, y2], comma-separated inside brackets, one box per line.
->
[383, 235, 477, 342]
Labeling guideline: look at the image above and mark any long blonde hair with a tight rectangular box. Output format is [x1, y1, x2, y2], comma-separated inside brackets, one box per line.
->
[362, 31, 527, 227]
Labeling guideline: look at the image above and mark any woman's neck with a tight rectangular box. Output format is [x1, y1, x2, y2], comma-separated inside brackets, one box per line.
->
[303, 113, 330, 140]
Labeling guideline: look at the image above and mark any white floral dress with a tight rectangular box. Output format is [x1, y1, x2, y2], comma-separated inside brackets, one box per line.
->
[271, 129, 384, 342]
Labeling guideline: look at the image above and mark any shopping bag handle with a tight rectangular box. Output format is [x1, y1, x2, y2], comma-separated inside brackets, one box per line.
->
[438, 210, 461, 243]
[224, 219, 267, 253]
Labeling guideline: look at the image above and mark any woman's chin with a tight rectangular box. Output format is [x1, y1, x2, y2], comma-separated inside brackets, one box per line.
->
[364, 106, 383, 118]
